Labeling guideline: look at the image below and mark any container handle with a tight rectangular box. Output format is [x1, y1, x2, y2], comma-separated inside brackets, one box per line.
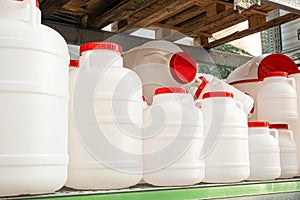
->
[269, 128, 279, 141]
[287, 77, 296, 90]
[193, 76, 208, 100]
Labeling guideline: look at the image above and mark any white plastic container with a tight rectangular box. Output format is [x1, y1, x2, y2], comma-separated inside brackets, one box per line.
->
[192, 76, 254, 115]
[66, 42, 143, 189]
[124, 40, 197, 104]
[247, 122, 281, 180]
[289, 71, 300, 175]
[226, 54, 298, 83]
[143, 87, 204, 186]
[197, 92, 250, 183]
[270, 124, 298, 178]
[230, 79, 262, 121]
[0, 0, 69, 197]
[257, 71, 298, 124]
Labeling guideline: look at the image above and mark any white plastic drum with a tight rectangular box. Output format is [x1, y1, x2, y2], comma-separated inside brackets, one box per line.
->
[198, 92, 250, 183]
[270, 124, 298, 178]
[257, 71, 298, 124]
[289, 71, 300, 175]
[66, 42, 143, 189]
[0, 0, 69, 196]
[247, 122, 281, 181]
[123, 40, 197, 105]
[226, 54, 298, 83]
[143, 87, 204, 186]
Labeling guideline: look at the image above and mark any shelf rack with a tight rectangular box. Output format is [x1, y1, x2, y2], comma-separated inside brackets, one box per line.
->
[5, 178, 300, 200]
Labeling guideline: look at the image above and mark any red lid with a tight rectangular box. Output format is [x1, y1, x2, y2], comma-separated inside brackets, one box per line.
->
[269, 124, 288, 129]
[155, 87, 188, 95]
[169, 52, 197, 84]
[258, 54, 298, 78]
[142, 96, 146, 101]
[194, 76, 208, 100]
[229, 78, 263, 85]
[248, 121, 269, 127]
[203, 92, 234, 99]
[17, 0, 39, 7]
[289, 70, 300, 75]
[69, 60, 79, 68]
[264, 71, 288, 78]
[80, 42, 122, 56]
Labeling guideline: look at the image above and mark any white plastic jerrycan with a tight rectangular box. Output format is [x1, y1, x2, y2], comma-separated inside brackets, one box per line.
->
[123, 40, 197, 105]
[0, 0, 69, 197]
[247, 122, 281, 181]
[197, 92, 250, 183]
[257, 71, 298, 124]
[66, 42, 143, 190]
[143, 87, 204, 186]
[192, 76, 254, 115]
[288, 71, 300, 176]
[270, 124, 298, 178]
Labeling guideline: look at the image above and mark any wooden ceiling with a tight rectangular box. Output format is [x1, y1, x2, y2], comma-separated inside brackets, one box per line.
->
[39, 0, 300, 48]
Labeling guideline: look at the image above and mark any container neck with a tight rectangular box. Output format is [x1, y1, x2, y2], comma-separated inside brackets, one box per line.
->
[152, 93, 190, 104]
[263, 76, 286, 83]
[248, 127, 270, 135]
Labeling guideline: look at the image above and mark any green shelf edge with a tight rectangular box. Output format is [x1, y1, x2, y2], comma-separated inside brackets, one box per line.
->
[35, 179, 300, 200]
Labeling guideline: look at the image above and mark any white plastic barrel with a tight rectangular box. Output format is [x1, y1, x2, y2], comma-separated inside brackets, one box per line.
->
[247, 122, 281, 181]
[0, 0, 69, 197]
[270, 124, 298, 178]
[192, 76, 254, 115]
[123, 40, 197, 104]
[289, 71, 300, 175]
[66, 42, 143, 189]
[226, 54, 298, 83]
[143, 87, 204, 186]
[198, 92, 250, 183]
[230, 79, 262, 121]
[257, 71, 298, 124]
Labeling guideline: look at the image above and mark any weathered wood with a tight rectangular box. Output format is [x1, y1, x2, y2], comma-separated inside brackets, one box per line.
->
[88, 0, 158, 28]
[117, 0, 195, 32]
[162, 6, 206, 26]
[40, 0, 70, 19]
[155, 28, 186, 41]
[204, 13, 300, 48]
[248, 15, 266, 28]
[182, 8, 239, 34]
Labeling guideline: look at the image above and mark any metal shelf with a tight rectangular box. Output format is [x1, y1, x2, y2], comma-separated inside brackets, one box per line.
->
[5, 178, 300, 200]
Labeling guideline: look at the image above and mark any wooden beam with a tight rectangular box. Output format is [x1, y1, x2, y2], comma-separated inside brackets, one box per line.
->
[155, 28, 186, 41]
[182, 8, 239, 35]
[162, 6, 206, 26]
[117, 0, 195, 32]
[204, 13, 300, 48]
[248, 15, 266, 28]
[151, 22, 182, 31]
[88, 0, 158, 28]
[40, 0, 70, 19]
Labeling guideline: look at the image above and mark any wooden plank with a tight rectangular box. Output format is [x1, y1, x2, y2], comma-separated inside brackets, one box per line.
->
[162, 6, 206, 26]
[40, 0, 70, 19]
[205, 16, 247, 34]
[204, 13, 300, 48]
[248, 15, 266, 28]
[117, 0, 196, 32]
[182, 8, 239, 35]
[155, 28, 186, 41]
[88, 0, 158, 28]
